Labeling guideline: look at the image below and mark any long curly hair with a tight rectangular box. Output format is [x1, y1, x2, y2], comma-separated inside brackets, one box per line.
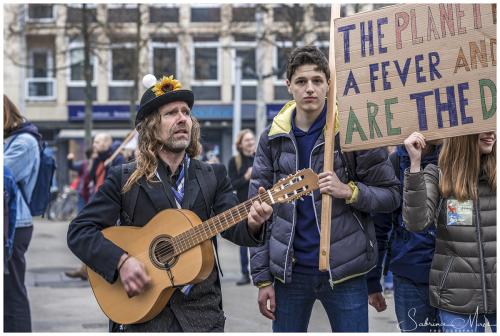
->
[438, 133, 496, 201]
[122, 110, 202, 193]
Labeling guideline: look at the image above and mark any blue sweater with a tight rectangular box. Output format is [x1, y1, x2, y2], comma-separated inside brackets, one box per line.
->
[291, 106, 326, 274]
[367, 145, 440, 294]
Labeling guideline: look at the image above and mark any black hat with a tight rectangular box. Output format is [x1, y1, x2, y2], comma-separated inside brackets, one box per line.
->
[135, 75, 194, 126]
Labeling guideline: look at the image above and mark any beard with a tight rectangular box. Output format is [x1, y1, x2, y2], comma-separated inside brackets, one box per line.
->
[163, 133, 190, 153]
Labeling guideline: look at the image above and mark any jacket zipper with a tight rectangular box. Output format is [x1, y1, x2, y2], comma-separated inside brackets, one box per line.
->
[475, 199, 488, 311]
[308, 140, 335, 286]
[353, 211, 375, 261]
[282, 135, 299, 282]
[438, 256, 454, 291]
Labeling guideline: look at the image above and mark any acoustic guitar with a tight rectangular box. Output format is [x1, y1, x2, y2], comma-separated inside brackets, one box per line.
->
[87, 168, 318, 324]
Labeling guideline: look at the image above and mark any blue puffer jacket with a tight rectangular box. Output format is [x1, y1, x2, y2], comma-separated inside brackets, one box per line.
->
[249, 101, 401, 285]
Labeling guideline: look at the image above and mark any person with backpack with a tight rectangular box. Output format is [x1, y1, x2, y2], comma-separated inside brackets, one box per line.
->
[227, 129, 256, 286]
[403, 131, 496, 332]
[3, 94, 42, 332]
[67, 74, 272, 332]
[367, 142, 441, 332]
[248, 46, 400, 332]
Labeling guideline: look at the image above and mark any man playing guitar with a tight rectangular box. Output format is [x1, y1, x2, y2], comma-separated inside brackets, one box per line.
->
[67, 74, 273, 332]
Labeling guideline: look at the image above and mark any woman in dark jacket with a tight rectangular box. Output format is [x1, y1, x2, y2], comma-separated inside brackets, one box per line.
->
[227, 129, 256, 285]
[403, 131, 496, 332]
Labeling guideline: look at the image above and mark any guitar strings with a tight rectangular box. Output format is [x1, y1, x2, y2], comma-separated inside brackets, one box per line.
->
[123, 177, 308, 264]
[154, 195, 265, 261]
[121, 196, 262, 264]
[153, 193, 271, 261]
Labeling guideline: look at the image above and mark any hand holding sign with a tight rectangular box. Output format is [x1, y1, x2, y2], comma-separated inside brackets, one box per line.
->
[404, 132, 426, 172]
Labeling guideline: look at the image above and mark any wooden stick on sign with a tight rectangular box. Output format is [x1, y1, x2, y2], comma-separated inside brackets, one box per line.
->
[104, 129, 138, 167]
[319, 3, 341, 272]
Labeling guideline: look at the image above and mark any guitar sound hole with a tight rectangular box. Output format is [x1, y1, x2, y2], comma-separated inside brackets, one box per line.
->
[150, 235, 178, 269]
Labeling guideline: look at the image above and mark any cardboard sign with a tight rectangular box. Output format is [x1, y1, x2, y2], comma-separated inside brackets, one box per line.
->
[334, 4, 497, 151]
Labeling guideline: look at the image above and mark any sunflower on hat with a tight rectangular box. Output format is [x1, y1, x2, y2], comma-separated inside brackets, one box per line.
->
[135, 74, 194, 126]
[152, 75, 182, 97]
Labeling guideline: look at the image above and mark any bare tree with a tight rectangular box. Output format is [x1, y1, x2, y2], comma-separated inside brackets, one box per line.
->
[3, 4, 159, 146]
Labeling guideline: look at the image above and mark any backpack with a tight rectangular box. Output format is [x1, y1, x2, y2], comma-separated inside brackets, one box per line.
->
[5, 134, 56, 216]
[4, 166, 17, 267]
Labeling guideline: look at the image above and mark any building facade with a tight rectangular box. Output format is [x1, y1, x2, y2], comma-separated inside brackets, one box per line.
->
[3, 3, 384, 187]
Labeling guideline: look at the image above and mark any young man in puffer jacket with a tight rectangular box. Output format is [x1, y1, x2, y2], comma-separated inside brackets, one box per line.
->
[248, 45, 400, 332]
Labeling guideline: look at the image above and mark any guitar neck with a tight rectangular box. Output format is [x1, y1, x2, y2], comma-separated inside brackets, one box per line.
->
[173, 192, 272, 255]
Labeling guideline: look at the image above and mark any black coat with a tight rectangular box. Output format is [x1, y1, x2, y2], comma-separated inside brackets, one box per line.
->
[227, 153, 254, 203]
[67, 159, 264, 331]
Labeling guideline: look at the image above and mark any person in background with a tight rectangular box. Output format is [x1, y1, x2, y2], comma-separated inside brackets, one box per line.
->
[367, 142, 441, 333]
[3, 95, 41, 332]
[403, 131, 496, 332]
[89, 133, 126, 191]
[227, 129, 256, 286]
[66, 133, 125, 280]
[67, 148, 94, 213]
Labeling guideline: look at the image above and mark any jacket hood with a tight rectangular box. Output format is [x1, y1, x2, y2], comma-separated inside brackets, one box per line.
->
[7, 122, 42, 144]
[268, 100, 340, 138]
[396, 144, 440, 172]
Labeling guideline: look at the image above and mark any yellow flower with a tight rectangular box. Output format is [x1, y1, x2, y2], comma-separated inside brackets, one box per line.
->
[152, 75, 182, 97]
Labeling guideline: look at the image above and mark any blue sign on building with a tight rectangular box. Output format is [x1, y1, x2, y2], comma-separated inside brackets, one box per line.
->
[68, 105, 136, 121]
[266, 104, 285, 119]
[68, 103, 285, 121]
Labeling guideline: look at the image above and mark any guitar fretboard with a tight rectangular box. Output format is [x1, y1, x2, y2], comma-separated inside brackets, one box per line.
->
[172, 192, 272, 255]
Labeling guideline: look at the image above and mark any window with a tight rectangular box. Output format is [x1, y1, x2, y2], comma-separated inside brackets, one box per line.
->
[315, 33, 330, 59]
[236, 49, 257, 81]
[110, 45, 136, 83]
[194, 48, 218, 80]
[27, 4, 54, 21]
[107, 4, 139, 23]
[66, 4, 97, 23]
[232, 5, 255, 22]
[313, 4, 331, 22]
[150, 41, 177, 79]
[108, 41, 136, 100]
[27, 48, 55, 100]
[149, 5, 179, 23]
[67, 43, 96, 84]
[192, 42, 219, 83]
[273, 5, 304, 23]
[275, 44, 293, 80]
[191, 5, 220, 22]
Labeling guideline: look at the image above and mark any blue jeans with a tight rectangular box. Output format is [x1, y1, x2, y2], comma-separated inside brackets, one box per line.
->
[239, 246, 249, 275]
[438, 309, 496, 333]
[273, 272, 368, 332]
[394, 275, 440, 332]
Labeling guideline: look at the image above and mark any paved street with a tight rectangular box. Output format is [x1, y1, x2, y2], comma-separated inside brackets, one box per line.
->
[26, 218, 399, 332]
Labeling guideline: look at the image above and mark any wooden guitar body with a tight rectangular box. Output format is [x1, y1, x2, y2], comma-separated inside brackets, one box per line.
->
[87, 209, 214, 325]
[85, 168, 318, 325]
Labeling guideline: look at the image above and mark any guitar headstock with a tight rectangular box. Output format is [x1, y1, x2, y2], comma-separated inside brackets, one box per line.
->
[268, 168, 319, 204]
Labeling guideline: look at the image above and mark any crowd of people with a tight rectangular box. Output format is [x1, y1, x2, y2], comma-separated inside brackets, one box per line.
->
[4, 44, 496, 333]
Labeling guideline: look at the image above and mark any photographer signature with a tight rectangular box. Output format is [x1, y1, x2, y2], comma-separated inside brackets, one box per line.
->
[399, 307, 495, 332]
